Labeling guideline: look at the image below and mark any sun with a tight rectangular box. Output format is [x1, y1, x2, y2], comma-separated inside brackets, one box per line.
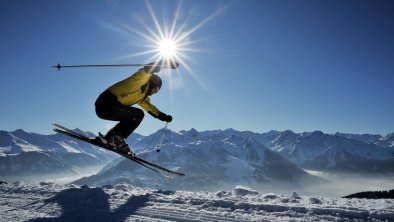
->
[113, 0, 222, 72]
[107, 0, 224, 87]
[158, 38, 178, 58]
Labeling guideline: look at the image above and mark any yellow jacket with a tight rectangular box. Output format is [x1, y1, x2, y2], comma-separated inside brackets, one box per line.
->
[108, 69, 160, 116]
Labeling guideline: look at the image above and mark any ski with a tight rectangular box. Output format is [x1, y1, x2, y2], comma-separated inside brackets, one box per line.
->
[52, 123, 185, 177]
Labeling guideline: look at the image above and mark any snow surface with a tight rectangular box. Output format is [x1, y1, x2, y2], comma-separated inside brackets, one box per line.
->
[56, 141, 82, 153]
[222, 156, 255, 183]
[1, 182, 393, 222]
[11, 134, 42, 153]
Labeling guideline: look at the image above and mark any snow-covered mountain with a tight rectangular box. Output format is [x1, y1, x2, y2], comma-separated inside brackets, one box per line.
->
[141, 128, 394, 173]
[1, 182, 393, 221]
[335, 132, 381, 144]
[162, 129, 394, 173]
[74, 129, 322, 191]
[336, 132, 394, 148]
[1, 127, 393, 185]
[256, 130, 394, 173]
[0, 129, 120, 183]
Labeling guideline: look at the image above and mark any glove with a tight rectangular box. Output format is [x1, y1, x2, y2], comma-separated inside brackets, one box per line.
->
[157, 112, 173, 122]
[168, 60, 179, 69]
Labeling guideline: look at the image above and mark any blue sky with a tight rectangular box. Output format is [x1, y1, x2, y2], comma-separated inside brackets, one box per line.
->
[1, 0, 393, 136]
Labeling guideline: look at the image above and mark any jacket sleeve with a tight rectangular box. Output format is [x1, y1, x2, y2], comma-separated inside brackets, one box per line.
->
[138, 97, 161, 117]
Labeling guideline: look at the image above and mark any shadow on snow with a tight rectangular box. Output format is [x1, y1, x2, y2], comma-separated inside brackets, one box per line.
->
[27, 187, 150, 222]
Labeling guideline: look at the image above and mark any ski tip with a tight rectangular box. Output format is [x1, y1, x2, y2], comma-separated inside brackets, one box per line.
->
[176, 172, 185, 177]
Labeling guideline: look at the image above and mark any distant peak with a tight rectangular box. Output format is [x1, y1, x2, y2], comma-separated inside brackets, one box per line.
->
[302, 130, 324, 137]
[224, 128, 237, 133]
[283, 130, 295, 134]
[189, 128, 198, 132]
[384, 133, 394, 139]
[180, 128, 198, 135]
[12, 129, 27, 134]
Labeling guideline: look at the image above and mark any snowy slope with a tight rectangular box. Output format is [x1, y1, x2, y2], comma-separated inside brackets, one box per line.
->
[0, 182, 393, 222]
[1, 129, 109, 159]
[0, 152, 79, 177]
[0, 130, 42, 155]
[303, 139, 394, 172]
[375, 133, 394, 148]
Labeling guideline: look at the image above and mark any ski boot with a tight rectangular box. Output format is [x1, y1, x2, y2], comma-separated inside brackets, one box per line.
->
[103, 129, 135, 156]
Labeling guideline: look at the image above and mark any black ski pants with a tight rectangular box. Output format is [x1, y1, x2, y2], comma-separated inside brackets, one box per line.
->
[95, 90, 144, 138]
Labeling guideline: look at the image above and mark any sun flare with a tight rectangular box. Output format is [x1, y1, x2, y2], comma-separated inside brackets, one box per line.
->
[108, 0, 223, 92]
[113, 0, 222, 72]
[158, 38, 178, 58]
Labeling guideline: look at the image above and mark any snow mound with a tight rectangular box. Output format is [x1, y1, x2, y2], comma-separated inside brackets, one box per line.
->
[262, 193, 279, 199]
[292, 191, 300, 199]
[215, 190, 232, 198]
[39, 181, 55, 186]
[232, 185, 259, 196]
[309, 197, 322, 204]
[114, 183, 134, 191]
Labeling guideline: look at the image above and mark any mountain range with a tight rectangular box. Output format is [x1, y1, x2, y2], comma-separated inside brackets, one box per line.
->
[130, 128, 394, 173]
[75, 128, 394, 191]
[1, 127, 393, 190]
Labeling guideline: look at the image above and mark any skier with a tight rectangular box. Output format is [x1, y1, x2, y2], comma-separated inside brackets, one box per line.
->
[94, 60, 178, 154]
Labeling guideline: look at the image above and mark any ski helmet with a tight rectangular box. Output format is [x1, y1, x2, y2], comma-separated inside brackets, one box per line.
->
[149, 74, 162, 89]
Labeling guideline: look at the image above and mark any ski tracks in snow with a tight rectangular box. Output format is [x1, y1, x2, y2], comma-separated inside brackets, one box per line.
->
[1, 182, 393, 222]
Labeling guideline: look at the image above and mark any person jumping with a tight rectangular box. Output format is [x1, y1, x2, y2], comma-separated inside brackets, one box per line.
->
[94, 60, 178, 155]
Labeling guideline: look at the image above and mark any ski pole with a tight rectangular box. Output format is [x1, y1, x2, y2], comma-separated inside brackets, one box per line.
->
[156, 122, 168, 153]
[51, 63, 170, 70]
